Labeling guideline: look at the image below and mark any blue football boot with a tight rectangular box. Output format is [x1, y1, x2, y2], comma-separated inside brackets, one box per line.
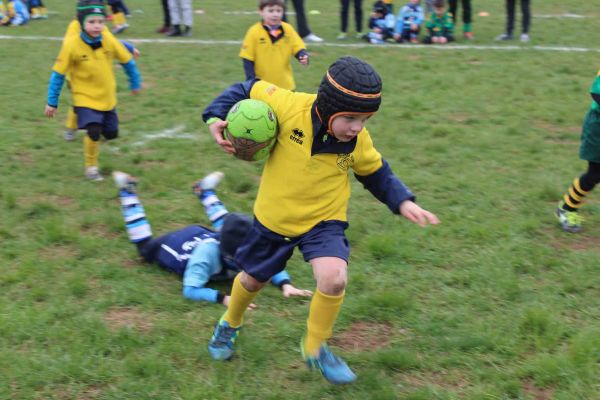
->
[302, 341, 357, 384]
[208, 316, 241, 361]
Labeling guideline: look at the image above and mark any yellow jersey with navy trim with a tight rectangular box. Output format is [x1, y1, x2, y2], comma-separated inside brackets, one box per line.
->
[239, 21, 305, 91]
[52, 26, 132, 111]
[250, 81, 384, 237]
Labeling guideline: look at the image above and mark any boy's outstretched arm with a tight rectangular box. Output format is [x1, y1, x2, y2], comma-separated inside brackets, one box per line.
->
[271, 270, 312, 298]
[183, 240, 257, 309]
[355, 158, 440, 226]
[399, 200, 440, 227]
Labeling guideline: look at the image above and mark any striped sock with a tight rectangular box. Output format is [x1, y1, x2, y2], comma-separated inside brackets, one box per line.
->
[562, 178, 589, 212]
[199, 189, 228, 231]
[119, 189, 152, 243]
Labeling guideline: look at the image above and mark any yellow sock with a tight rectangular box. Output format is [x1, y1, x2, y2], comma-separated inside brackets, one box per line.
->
[223, 273, 260, 328]
[113, 12, 126, 27]
[66, 107, 77, 130]
[304, 289, 344, 356]
[84, 136, 100, 168]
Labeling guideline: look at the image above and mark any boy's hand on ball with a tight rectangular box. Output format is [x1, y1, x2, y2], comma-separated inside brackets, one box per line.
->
[400, 201, 440, 227]
[209, 120, 236, 154]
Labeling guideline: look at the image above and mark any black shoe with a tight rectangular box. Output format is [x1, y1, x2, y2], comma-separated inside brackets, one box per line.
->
[167, 25, 181, 37]
[182, 26, 192, 37]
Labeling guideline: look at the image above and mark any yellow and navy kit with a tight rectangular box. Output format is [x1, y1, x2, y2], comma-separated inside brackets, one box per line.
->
[239, 21, 305, 91]
[50, 29, 133, 110]
[203, 80, 415, 237]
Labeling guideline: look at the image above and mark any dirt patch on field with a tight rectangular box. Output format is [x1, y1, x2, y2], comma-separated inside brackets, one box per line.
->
[402, 370, 470, 392]
[39, 245, 79, 260]
[521, 379, 555, 400]
[546, 228, 600, 253]
[104, 306, 153, 333]
[330, 321, 393, 352]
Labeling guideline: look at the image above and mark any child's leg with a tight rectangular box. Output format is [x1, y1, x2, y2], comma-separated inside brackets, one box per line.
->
[64, 106, 78, 141]
[181, 0, 192, 29]
[520, 0, 531, 34]
[462, 0, 472, 32]
[111, 0, 128, 33]
[83, 125, 102, 168]
[193, 171, 228, 231]
[561, 162, 600, 212]
[113, 171, 153, 246]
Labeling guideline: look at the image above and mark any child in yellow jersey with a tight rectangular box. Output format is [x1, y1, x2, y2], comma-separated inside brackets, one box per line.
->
[202, 56, 439, 384]
[240, 0, 308, 91]
[44, 0, 142, 181]
[61, 18, 141, 141]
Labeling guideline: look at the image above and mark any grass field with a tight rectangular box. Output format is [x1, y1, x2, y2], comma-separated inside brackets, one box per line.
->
[1, 0, 600, 399]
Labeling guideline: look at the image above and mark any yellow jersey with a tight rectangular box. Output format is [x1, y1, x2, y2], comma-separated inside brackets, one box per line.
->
[250, 81, 384, 237]
[52, 25, 132, 111]
[239, 21, 305, 91]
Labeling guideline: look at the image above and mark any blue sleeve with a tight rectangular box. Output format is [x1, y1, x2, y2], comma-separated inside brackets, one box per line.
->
[182, 285, 220, 303]
[395, 9, 404, 33]
[201, 79, 258, 122]
[47, 71, 65, 108]
[182, 241, 222, 303]
[270, 270, 291, 288]
[354, 159, 416, 214]
[120, 40, 136, 55]
[416, 6, 424, 25]
[121, 59, 142, 91]
[384, 14, 396, 35]
[242, 58, 256, 81]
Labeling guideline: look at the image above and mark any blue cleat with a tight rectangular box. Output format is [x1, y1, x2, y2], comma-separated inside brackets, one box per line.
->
[302, 342, 357, 384]
[208, 316, 241, 361]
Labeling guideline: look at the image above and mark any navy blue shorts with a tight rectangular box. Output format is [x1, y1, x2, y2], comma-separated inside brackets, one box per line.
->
[234, 218, 350, 282]
[74, 107, 119, 138]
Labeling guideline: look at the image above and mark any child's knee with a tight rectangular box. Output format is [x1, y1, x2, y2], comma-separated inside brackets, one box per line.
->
[86, 124, 103, 141]
[104, 130, 119, 140]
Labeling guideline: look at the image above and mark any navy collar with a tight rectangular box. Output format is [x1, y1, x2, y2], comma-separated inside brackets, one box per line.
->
[310, 102, 357, 155]
[261, 23, 285, 44]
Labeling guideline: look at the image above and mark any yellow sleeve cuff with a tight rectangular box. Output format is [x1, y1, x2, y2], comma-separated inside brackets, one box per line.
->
[206, 117, 222, 126]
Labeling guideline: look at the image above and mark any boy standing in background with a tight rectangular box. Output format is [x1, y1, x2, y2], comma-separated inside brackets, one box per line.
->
[240, 0, 308, 91]
[44, 0, 142, 181]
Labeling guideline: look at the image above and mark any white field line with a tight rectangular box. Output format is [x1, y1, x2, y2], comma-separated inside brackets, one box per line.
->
[1, 34, 599, 53]
[105, 125, 200, 152]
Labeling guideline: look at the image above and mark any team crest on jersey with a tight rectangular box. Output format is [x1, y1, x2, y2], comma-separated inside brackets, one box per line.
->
[290, 128, 304, 145]
[337, 153, 354, 171]
[265, 85, 277, 96]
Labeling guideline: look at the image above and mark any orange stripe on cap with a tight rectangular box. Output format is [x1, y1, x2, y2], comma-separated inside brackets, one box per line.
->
[326, 72, 381, 99]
